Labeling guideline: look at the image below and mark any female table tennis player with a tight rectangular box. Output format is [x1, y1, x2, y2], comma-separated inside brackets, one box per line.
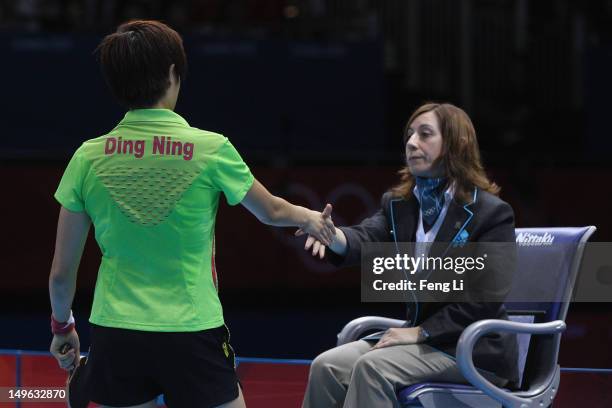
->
[48, 20, 334, 408]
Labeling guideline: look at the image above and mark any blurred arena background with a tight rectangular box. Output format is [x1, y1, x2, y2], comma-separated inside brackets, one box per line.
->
[1, 0, 611, 405]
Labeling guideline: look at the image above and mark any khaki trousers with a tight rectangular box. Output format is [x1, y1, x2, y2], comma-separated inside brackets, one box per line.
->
[302, 340, 507, 408]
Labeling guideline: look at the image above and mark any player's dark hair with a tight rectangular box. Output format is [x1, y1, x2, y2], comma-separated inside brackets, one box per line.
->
[95, 20, 187, 109]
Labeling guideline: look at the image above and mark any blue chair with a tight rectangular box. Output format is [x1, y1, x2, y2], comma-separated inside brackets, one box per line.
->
[336, 227, 596, 408]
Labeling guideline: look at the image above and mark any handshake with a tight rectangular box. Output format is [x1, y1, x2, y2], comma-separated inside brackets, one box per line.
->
[240, 180, 345, 258]
[295, 203, 340, 259]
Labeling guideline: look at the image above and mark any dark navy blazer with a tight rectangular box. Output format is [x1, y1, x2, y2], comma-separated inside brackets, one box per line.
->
[327, 188, 520, 385]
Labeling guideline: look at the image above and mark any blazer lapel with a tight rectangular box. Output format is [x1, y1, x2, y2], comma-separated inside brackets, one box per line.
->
[389, 197, 419, 242]
[431, 198, 473, 257]
[436, 199, 470, 243]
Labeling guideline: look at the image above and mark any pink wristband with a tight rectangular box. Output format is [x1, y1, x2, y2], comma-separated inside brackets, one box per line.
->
[51, 311, 75, 335]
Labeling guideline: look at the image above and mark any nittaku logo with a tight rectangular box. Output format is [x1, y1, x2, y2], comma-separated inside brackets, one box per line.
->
[516, 232, 555, 246]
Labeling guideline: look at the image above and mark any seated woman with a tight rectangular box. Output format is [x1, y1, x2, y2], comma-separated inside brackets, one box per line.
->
[299, 102, 519, 408]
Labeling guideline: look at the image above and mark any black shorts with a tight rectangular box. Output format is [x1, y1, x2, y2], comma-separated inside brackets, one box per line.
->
[68, 324, 239, 408]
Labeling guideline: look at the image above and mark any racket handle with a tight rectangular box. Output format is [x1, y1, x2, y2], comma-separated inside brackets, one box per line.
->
[59, 343, 79, 376]
[60, 343, 72, 354]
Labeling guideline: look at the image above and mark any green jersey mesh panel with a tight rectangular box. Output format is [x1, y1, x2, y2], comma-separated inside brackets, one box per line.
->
[97, 166, 200, 226]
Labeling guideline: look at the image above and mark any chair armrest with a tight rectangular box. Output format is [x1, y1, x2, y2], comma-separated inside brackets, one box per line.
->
[337, 316, 405, 346]
[456, 319, 566, 408]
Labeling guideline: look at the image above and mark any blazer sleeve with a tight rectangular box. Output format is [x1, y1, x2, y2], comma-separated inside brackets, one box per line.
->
[327, 193, 393, 267]
[420, 200, 516, 345]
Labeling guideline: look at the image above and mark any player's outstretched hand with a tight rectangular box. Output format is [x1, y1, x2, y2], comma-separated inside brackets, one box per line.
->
[296, 204, 335, 259]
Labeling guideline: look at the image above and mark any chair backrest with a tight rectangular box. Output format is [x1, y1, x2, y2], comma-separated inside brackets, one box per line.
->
[505, 226, 596, 389]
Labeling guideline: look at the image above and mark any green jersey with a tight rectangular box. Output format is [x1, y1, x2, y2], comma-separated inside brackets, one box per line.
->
[54, 109, 254, 331]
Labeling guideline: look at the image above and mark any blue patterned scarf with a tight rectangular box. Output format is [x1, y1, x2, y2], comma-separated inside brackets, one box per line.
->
[415, 177, 448, 231]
